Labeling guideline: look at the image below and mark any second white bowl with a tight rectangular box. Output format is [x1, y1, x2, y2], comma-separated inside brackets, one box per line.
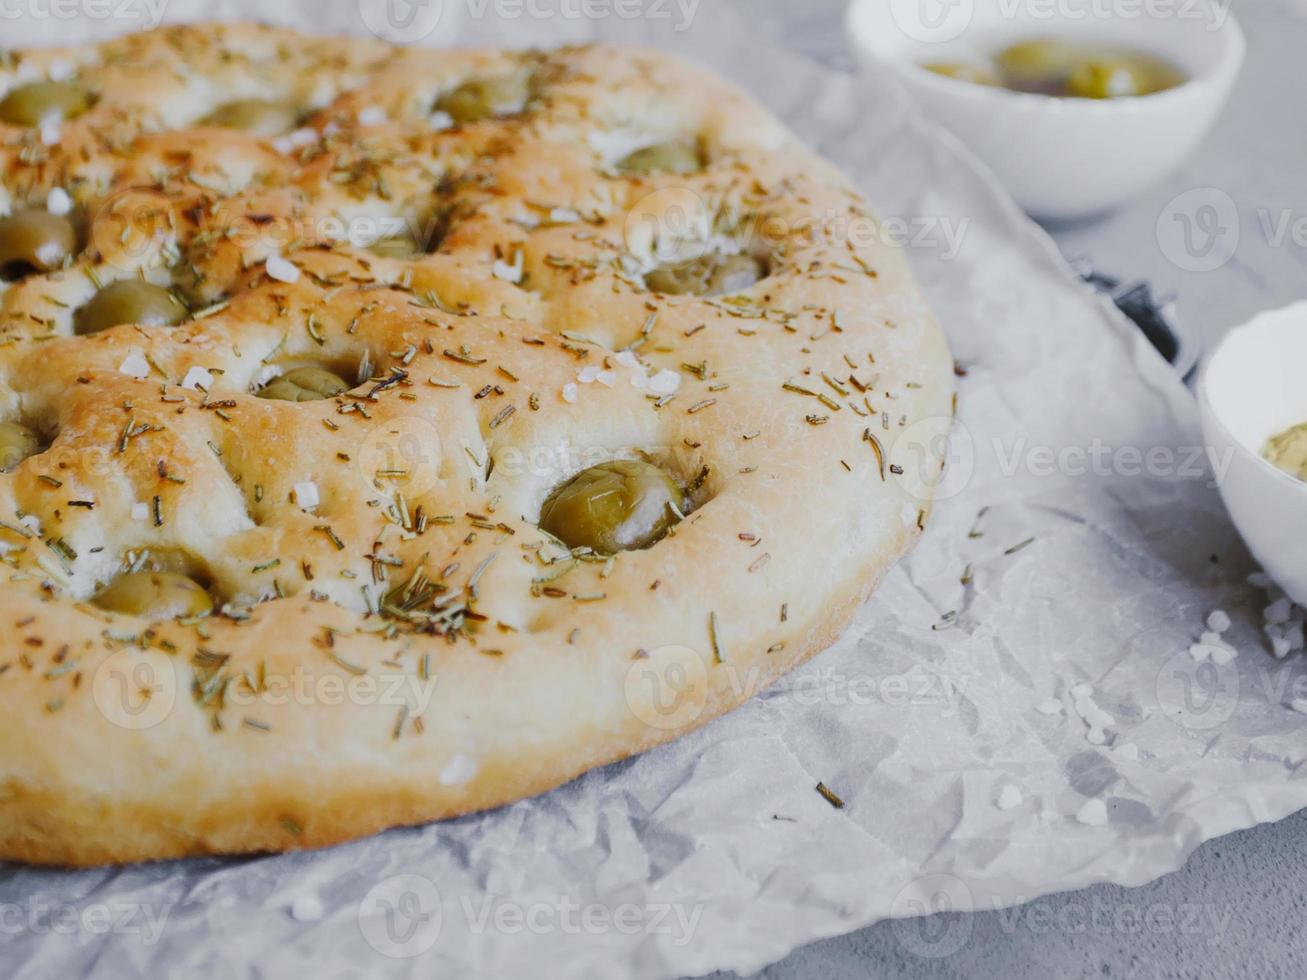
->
[845, 0, 1245, 221]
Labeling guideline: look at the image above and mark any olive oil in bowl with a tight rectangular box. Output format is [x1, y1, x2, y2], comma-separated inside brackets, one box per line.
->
[924, 38, 1186, 99]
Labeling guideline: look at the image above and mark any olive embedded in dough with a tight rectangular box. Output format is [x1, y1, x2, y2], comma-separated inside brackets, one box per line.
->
[539, 459, 684, 555]
[200, 99, 300, 136]
[92, 571, 214, 619]
[0, 421, 41, 473]
[0, 209, 78, 280]
[614, 140, 703, 176]
[73, 280, 188, 336]
[644, 253, 766, 297]
[0, 81, 90, 126]
[366, 236, 424, 260]
[257, 366, 350, 402]
[435, 73, 531, 124]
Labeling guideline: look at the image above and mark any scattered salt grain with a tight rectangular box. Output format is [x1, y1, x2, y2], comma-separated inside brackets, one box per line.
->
[1086, 727, 1106, 745]
[561, 383, 578, 404]
[39, 121, 61, 146]
[1266, 597, 1292, 625]
[1272, 637, 1292, 659]
[117, 353, 150, 379]
[46, 187, 72, 216]
[48, 59, 74, 82]
[439, 754, 477, 786]
[1035, 698, 1063, 716]
[595, 370, 616, 387]
[290, 891, 325, 922]
[614, 350, 640, 369]
[1209, 645, 1238, 667]
[293, 482, 320, 510]
[577, 365, 602, 384]
[180, 367, 212, 391]
[1075, 799, 1108, 827]
[131, 502, 150, 522]
[429, 110, 454, 130]
[491, 255, 523, 284]
[266, 254, 300, 284]
[357, 105, 388, 126]
[1207, 609, 1232, 633]
[1188, 643, 1212, 663]
[996, 784, 1022, 810]
[647, 369, 681, 396]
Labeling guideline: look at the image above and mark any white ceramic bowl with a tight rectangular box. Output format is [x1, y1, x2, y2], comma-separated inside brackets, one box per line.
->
[845, 0, 1245, 221]
[1200, 303, 1307, 605]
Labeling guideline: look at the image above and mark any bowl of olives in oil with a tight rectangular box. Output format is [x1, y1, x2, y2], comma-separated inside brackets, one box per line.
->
[846, 0, 1245, 220]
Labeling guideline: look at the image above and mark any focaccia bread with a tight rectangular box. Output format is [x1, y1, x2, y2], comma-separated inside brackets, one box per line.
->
[0, 24, 953, 865]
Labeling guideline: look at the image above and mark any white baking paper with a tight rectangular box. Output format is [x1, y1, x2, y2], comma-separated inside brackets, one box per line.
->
[3, 3, 1303, 978]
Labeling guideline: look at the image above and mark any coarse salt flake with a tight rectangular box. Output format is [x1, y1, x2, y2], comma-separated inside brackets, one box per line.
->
[357, 105, 388, 126]
[1207, 609, 1232, 633]
[439, 754, 478, 786]
[46, 187, 72, 216]
[266, 254, 300, 284]
[181, 367, 212, 391]
[647, 369, 681, 396]
[131, 502, 150, 522]
[1075, 799, 1108, 826]
[118, 353, 150, 379]
[290, 892, 325, 922]
[996, 784, 1022, 810]
[1035, 698, 1064, 715]
[595, 370, 616, 387]
[293, 482, 320, 510]
[561, 383, 578, 404]
[577, 365, 602, 384]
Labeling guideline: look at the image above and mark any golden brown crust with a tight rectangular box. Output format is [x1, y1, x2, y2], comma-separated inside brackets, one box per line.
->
[0, 24, 953, 866]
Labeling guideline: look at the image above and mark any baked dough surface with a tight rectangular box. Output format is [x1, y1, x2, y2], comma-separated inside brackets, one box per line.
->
[0, 24, 953, 865]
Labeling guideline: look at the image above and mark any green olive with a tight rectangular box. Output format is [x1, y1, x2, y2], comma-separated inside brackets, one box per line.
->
[0, 209, 77, 281]
[73, 280, 188, 336]
[995, 39, 1078, 85]
[540, 459, 683, 555]
[0, 81, 90, 126]
[366, 236, 424, 260]
[0, 421, 41, 472]
[92, 570, 213, 619]
[435, 73, 531, 124]
[615, 140, 702, 176]
[645, 253, 766, 297]
[1066, 60, 1148, 99]
[922, 62, 1001, 87]
[258, 366, 350, 402]
[200, 99, 300, 136]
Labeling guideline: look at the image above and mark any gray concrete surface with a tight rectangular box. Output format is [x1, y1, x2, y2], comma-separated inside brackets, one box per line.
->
[726, 0, 1307, 976]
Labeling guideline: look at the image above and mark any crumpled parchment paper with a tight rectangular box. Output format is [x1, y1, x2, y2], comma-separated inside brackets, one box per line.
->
[3, 3, 1303, 978]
